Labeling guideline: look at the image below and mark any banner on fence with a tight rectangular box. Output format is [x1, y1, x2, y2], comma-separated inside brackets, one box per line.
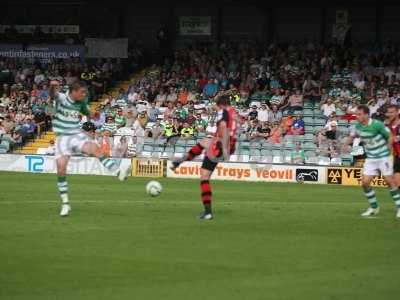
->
[0, 44, 85, 60]
[85, 38, 128, 58]
[179, 16, 211, 36]
[0, 25, 79, 34]
[0, 154, 130, 176]
[167, 161, 326, 184]
[326, 167, 387, 187]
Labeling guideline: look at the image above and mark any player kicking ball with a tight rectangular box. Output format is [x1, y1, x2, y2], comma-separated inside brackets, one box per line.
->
[345, 105, 400, 218]
[50, 80, 131, 217]
[170, 95, 237, 220]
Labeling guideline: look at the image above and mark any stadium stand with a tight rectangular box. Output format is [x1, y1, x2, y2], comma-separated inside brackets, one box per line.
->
[2, 40, 400, 166]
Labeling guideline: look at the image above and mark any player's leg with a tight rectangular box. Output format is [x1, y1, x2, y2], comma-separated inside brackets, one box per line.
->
[393, 156, 400, 188]
[198, 156, 218, 220]
[380, 158, 400, 218]
[56, 155, 71, 217]
[361, 175, 379, 216]
[81, 139, 131, 181]
[361, 158, 381, 216]
[382, 175, 400, 218]
[170, 138, 210, 171]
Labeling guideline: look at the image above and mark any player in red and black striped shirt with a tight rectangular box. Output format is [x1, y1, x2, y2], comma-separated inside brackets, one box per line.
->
[170, 95, 238, 219]
[385, 104, 400, 187]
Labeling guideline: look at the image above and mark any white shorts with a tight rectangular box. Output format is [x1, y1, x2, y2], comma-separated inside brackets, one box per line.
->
[363, 156, 393, 176]
[55, 133, 93, 159]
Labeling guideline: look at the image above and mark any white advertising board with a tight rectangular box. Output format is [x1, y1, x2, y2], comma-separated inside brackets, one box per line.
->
[0, 154, 130, 176]
[167, 161, 326, 184]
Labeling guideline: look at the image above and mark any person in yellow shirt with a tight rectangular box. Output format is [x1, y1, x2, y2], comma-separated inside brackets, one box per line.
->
[180, 122, 194, 139]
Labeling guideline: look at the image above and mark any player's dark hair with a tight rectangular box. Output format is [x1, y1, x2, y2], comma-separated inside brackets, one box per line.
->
[70, 81, 87, 91]
[357, 105, 370, 115]
[216, 95, 230, 106]
[387, 104, 399, 110]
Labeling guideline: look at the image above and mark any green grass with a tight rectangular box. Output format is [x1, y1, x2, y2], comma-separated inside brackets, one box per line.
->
[0, 172, 399, 300]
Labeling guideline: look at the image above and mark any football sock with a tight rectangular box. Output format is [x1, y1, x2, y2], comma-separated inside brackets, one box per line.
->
[389, 188, 400, 208]
[57, 176, 69, 204]
[364, 188, 378, 209]
[200, 180, 212, 214]
[186, 143, 204, 161]
[99, 156, 118, 171]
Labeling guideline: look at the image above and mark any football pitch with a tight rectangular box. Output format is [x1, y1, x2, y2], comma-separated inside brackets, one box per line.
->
[0, 172, 399, 300]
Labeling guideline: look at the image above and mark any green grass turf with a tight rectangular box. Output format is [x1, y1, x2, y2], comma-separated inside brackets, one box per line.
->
[0, 172, 399, 300]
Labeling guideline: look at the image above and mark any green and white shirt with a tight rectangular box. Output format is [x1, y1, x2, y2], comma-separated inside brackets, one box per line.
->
[101, 122, 117, 133]
[352, 119, 391, 159]
[114, 115, 126, 127]
[52, 92, 90, 136]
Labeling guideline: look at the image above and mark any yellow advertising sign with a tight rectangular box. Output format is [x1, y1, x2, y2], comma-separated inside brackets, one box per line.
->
[327, 168, 387, 187]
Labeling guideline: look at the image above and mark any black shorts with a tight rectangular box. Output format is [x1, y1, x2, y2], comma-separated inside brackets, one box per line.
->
[394, 156, 400, 173]
[201, 156, 219, 172]
[201, 140, 236, 172]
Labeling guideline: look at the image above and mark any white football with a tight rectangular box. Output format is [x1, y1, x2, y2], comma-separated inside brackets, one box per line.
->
[146, 180, 163, 197]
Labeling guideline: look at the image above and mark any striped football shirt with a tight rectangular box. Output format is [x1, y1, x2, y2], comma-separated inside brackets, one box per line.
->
[52, 92, 90, 136]
[352, 119, 391, 159]
[101, 122, 117, 133]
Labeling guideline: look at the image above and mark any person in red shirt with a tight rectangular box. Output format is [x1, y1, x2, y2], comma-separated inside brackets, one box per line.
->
[385, 104, 400, 186]
[170, 95, 237, 220]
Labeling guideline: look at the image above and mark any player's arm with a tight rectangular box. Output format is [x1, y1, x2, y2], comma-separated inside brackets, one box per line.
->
[379, 121, 390, 140]
[217, 120, 230, 161]
[378, 121, 392, 153]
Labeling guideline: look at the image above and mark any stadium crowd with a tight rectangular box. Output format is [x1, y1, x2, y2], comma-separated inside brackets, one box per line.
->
[88, 41, 400, 163]
[0, 53, 140, 153]
[2, 40, 400, 164]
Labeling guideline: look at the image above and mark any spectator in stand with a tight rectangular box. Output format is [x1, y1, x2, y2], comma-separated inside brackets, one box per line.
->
[163, 102, 175, 120]
[137, 109, 149, 128]
[150, 119, 164, 139]
[289, 114, 305, 135]
[257, 103, 269, 123]
[180, 122, 194, 139]
[194, 112, 207, 132]
[248, 105, 258, 120]
[321, 98, 336, 119]
[166, 87, 178, 103]
[268, 104, 283, 123]
[100, 130, 113, 157]
[91, 107, 105, 129]
[283, 89, 303, 113]
[178, 87, 189, 105]
[147, 102, 160, 122]
[269, 121, 283, 144]
[203, 79, 218, 99]
[155, 89, 167, 105]
[125, 109, 136, 127]
[101, 115, 117, 135]
[325, 112, 338, 130]
[114, 107, 126, 128]
[186, 109, 196, 126]
[291, 142, 305, 164]
[366, 97, 378, 116]
[270, 89, 284, 107]
[318, 121, 340, 147]
[21, 118, 37, 140]
[256, 121, 271, 140]
[344, 99, 359, 121]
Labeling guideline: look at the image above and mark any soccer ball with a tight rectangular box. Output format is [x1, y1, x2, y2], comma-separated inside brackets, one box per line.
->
[146, 180, 163, 197]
